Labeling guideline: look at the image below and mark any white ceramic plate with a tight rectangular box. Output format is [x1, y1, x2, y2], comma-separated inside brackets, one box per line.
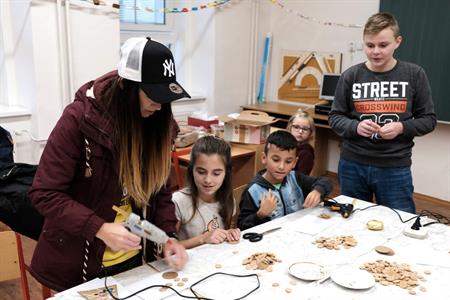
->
[289, 262, 328, 281]
[331, 267, 375, 290]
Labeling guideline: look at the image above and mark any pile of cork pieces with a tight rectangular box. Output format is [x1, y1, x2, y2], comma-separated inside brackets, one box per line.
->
[313, 235, 358, 250]
[360, 260, 430, 295]
[242, 252, 282, 271]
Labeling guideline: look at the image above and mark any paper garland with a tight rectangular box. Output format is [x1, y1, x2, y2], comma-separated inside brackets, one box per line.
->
[77, 0, 231, 13]
[269, 0, 363, 28]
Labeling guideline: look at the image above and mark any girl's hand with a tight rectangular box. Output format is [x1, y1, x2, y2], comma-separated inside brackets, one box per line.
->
[163, 239, 188, 270]
[226, 228, 241, 242]
[257, 190, 277, 218]
[303, 190, 322, 208]
[202, 228, 228, 244]
[96, 222, 141, 252]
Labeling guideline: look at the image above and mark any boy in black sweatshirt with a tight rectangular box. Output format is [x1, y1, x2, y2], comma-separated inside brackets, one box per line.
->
[329, 12, 436, 213]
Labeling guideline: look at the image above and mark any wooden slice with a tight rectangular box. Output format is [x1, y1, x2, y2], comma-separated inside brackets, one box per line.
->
[162, 271, 178, 280]
[375, 245, 395, 256]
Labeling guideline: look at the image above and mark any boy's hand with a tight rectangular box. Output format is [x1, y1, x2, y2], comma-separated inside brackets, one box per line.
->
[257, 190, 278, 219]
[378, 122, 403, 140]
[226, 228, 241, 242]
[357, 119, 381, 137]
[303, 190, 322, 208]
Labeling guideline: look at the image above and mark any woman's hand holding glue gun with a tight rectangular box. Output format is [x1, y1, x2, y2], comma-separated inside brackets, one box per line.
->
[112, 205, 188, 270]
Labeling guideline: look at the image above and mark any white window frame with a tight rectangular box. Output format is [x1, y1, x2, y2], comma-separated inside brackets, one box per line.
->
[0, 0, 31, 118]
[120, 0, 174, 32]
[120, 0, 177, 53]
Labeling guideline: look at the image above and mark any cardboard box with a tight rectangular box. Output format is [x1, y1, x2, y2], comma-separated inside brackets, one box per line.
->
[187, 116, 219, 129]
[221, 111, 277, 144]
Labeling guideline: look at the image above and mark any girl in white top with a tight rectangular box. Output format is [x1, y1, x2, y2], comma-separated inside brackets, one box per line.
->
[172, 136, 240, 249]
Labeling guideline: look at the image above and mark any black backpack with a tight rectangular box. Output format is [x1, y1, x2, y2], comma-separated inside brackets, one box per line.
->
[0, 126, 43, 240]
[0, 126, 14, 163]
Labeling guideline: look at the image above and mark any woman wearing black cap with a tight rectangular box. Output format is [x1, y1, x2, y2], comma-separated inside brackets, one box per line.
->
[29, 37, 189, 291]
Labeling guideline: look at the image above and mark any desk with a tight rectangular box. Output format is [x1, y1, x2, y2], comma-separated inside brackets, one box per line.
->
[241, 102, 335, 176]
[175, 145, 256, 189]
[55, 196, 450, 299]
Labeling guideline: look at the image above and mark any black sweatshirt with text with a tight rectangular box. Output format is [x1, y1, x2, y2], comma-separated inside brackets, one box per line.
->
[329, 61, 436, 167]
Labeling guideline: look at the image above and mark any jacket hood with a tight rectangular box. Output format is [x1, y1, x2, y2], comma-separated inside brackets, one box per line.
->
[73, 71, 118, 151]
[74, 70, 117, 106]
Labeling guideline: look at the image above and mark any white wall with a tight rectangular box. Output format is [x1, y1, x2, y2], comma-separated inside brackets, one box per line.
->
[255, 0, 450, 201]
[202, 0, 450, 201]
[3, 0, 449, 201]
[1, 0, 119, 163]
[172, 0, 254, 116]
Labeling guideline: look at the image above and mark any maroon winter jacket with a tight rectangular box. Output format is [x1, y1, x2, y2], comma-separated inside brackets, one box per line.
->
[29, 71, 178, 291]
[295, 143, 315, 175]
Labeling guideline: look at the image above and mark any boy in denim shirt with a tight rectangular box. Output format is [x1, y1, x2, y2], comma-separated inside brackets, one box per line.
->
[237, 130, 332, 230]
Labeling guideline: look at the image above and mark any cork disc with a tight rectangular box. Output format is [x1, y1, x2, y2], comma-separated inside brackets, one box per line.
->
[318, 213, 331, 219]
[162, 271, 178, 280]
[227, 239, 240, 244]
[375, 245, 395, 255]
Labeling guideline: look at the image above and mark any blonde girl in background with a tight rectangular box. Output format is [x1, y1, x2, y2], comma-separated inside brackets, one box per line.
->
[287, 109, 315, 175]
[172, 136, 240, 249]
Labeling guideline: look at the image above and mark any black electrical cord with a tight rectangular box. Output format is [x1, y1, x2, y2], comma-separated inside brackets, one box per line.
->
[190, 272, 260, 300]
[103, 268, 260, 300]
[324, 197, 450, 230]
[419, 210, 450, 227]
[324, 197, 421, 224]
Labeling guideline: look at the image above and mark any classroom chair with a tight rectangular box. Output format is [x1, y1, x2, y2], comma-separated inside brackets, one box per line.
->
[0, 231, 52, 300]
[171, 147, 192, 190]
[231, 184, 247, 227]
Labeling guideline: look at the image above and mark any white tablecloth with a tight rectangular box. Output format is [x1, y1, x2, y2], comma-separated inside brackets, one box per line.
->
[54, 196, 450, 300]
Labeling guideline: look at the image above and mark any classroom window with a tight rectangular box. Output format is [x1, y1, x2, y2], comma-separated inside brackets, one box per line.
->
[119, 0, 176, 53]
[120, 0, 172, 32]
[0, 0, 32, 117]
[0, 23, 7, 106]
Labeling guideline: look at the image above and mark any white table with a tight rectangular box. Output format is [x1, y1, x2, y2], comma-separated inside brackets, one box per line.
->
[54, 196, 450, 299]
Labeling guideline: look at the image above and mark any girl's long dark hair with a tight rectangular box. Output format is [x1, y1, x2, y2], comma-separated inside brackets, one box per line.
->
[102, 77, 173, 207]
[186, 136, 234, 228]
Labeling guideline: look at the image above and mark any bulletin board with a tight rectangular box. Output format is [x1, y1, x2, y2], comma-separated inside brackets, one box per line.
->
[278, 50, 342, 104]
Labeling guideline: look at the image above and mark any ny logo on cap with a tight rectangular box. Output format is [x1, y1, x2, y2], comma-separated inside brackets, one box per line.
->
[163, 59, 175, 77]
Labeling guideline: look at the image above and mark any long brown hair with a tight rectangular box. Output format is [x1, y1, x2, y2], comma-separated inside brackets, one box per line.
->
[186, 136, 234, 228]
[102, 77, 173, 207]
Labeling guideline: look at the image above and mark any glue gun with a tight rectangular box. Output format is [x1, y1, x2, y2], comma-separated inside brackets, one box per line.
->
[323, 200, 354, 218]
[112, 205, 169, 244]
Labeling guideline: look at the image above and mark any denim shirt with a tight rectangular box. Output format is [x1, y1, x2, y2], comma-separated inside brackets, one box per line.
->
[247, 171, 305, 220]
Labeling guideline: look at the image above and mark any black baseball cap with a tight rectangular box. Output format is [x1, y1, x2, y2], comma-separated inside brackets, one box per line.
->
[118, 37, 190, 104]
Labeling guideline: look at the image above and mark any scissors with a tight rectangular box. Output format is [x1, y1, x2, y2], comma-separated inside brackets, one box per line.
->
[243, 227, 282, 242]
